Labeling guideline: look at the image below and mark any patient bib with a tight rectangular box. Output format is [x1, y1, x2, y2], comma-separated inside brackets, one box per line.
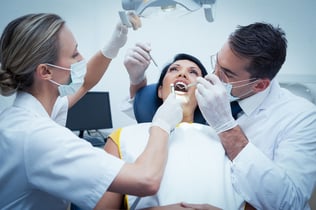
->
[118, 122, 244, 210]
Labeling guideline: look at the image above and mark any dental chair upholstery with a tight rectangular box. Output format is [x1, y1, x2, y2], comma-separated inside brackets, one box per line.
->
[133, 83, 206, 124]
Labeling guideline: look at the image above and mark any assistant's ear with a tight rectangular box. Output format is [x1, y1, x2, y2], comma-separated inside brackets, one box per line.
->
[36, 64, 52, 80]
[253, 78, 270, 93]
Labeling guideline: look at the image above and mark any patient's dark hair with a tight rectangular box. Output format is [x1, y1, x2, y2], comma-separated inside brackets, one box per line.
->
[157, 53, 208, 90]
[155, 53, 208, 124]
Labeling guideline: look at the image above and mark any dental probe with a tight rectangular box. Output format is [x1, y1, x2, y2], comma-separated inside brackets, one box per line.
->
[148, 52, 159, 68]
[186, 82, 197, 89]
[170, 84, 175, 94]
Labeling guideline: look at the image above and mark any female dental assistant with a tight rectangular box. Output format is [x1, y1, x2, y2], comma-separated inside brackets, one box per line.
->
[0, 13, 182, 210]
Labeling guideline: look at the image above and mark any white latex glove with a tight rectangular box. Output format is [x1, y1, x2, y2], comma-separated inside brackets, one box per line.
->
[124, 42, 151, 85]
[195, 74, 237, 133]
[101, 22, 128, 59]
[151, 93, 183, 134]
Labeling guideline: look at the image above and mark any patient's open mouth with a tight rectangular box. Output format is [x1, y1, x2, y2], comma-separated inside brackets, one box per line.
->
[174, 82, 188, 92]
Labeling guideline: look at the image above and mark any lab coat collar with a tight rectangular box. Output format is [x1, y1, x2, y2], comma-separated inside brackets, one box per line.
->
[238, 79, 276, 116]
[14, 91, 50, 118]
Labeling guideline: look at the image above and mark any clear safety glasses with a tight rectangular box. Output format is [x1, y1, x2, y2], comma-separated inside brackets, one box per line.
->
[210, 53, 258, 88]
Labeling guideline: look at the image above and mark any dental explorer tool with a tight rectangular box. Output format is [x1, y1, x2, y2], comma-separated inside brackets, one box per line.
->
[186, 82, 197, 89]
[148, 52, 159, 68]
[170, 84, 175, 94]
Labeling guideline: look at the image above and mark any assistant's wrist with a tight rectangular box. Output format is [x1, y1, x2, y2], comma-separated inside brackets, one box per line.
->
[101, 45, 120, 59]
[151, 119, 173, 135]
[149, 124, 170, 137]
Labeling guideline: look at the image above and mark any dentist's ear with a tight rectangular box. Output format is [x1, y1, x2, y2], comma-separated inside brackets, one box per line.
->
[254, 78, 270, 93]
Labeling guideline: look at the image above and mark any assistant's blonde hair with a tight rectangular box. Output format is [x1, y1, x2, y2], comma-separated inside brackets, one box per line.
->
[0, 13, 65, 96]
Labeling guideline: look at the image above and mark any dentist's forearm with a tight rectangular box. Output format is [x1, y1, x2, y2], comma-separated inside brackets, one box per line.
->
[218, 125, 248, 160]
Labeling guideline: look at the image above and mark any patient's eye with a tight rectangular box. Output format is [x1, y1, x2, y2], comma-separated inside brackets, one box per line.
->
[169, 66, 179, 72]
[189, 68, 199, 76]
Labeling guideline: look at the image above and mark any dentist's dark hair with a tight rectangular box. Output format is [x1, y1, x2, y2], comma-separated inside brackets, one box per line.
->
[229, 22, 287, 80]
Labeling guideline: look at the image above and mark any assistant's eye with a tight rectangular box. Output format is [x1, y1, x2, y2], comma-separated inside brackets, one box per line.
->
[72, 52, 80, 58]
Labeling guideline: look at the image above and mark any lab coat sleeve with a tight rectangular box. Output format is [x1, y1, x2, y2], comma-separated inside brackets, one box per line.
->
[232, 113, 316, 209]
[120, 95, 136, 120]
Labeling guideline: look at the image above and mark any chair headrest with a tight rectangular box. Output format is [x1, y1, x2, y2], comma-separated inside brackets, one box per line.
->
[133, 83, 206, 124]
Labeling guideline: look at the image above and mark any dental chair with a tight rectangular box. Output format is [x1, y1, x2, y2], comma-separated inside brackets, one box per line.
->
[133, 83, 206, 124]
[280, 82, 315, 104]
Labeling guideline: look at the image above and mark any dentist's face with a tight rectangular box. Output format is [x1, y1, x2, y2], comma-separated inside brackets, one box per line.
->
[214, 42, 258, 99]
[158, 59, 202, 110]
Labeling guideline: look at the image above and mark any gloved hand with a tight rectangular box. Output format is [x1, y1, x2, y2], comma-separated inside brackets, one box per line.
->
[195, 74, 237, 133]
[101, 22, 128, 59]
[124, 42, 151, 85]
[151, 93, 183, 134]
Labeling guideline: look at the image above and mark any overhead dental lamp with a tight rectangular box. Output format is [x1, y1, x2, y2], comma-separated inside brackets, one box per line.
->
[121, 0, 216, 22]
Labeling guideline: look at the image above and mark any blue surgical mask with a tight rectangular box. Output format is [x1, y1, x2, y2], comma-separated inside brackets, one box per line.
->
[47, 59, 87, 97]
[222, 79, 257, 102]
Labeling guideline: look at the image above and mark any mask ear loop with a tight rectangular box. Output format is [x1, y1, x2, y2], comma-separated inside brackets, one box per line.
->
[232, 79, 258, 88]
[45, 63, 71, 71]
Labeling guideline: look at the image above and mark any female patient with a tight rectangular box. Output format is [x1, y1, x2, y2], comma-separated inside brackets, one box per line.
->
[103, 53, 245, 210]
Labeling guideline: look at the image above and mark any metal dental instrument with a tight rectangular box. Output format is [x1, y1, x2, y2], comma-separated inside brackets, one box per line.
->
[148, 52, 158, 68]
[186, 82, 197, 89]
[174, 82, 197, 91]
[170, 83, 175, 94]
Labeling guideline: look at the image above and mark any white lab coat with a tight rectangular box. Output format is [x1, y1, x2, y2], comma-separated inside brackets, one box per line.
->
[0, 92, 124, 210]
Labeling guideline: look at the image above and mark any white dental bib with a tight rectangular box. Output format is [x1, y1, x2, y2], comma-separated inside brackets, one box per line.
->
[116, 122, 244, 210]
